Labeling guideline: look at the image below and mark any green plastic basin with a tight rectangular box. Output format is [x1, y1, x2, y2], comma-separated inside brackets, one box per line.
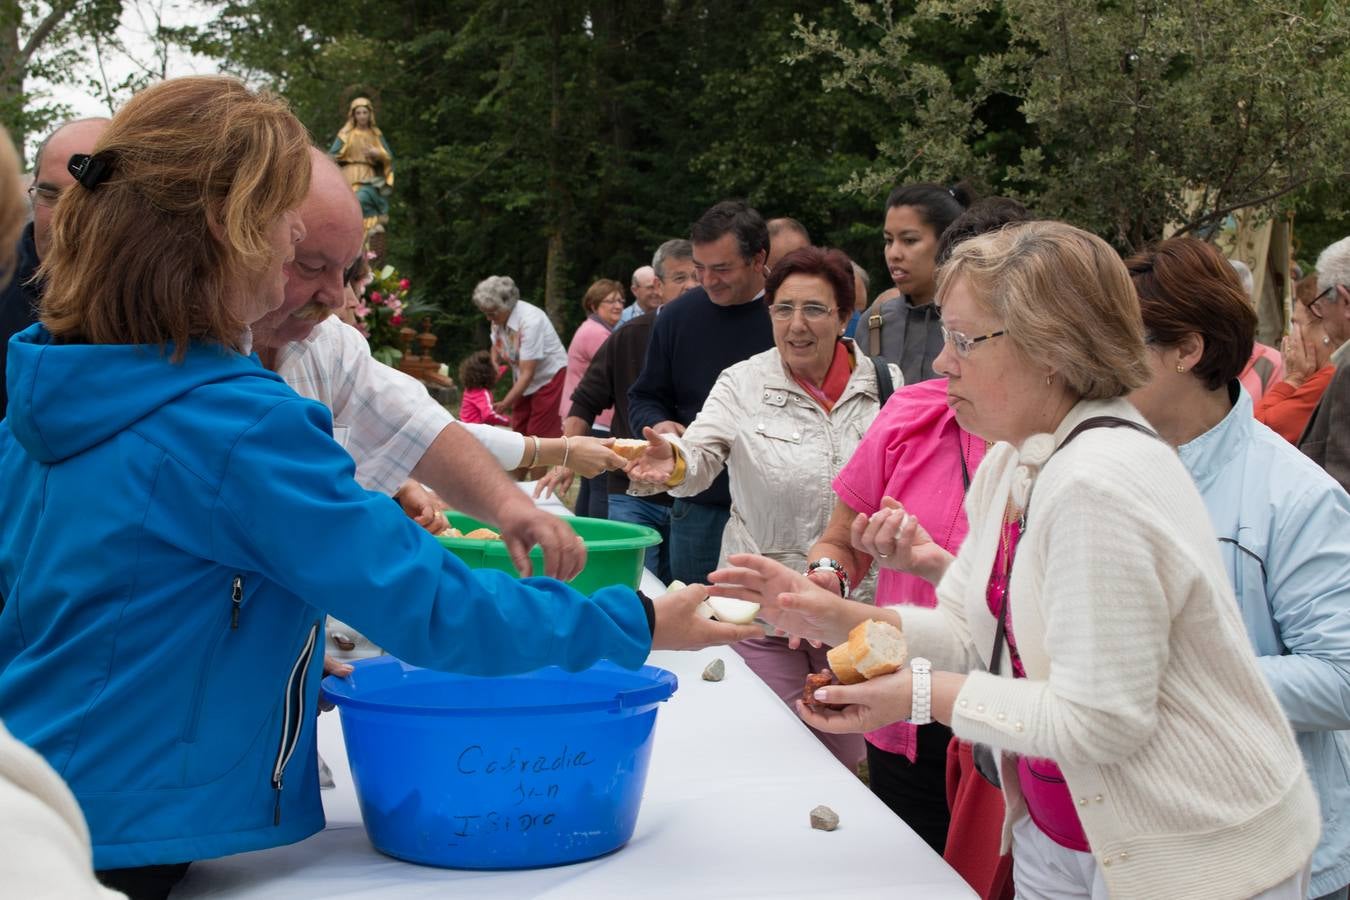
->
[435, 511, 661, 593]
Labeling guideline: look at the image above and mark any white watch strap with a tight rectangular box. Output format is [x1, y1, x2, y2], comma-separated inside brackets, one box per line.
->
[910, 657, 932, 726]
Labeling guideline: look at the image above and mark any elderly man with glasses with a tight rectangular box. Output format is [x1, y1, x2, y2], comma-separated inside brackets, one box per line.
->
[1252, 252, 1350, 443]
[1300, 236, 1350, 492]
[1253, 269, 1345, 443]
[0, 118, 109, 418]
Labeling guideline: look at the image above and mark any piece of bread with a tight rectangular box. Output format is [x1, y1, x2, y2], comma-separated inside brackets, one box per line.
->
[462, 527, 501, 540]
[610, 438, 650, 461]
[826, 619, 907, 684]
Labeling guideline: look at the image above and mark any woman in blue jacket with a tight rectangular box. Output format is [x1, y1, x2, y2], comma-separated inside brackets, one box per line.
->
[1128, 238, 1350, 900]
[0, 77, 757, 899]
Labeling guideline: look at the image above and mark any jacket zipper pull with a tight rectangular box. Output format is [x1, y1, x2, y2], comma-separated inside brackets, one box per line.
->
[273, 778, 282, 825]
[231, 576, 243, 630]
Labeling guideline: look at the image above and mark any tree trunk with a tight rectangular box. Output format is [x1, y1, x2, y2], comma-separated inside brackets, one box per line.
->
[0, 5, 23, 152]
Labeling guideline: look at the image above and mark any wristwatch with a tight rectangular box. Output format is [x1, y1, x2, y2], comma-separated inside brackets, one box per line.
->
[910, 657, 932, 725]
[806, 557, 850, 599]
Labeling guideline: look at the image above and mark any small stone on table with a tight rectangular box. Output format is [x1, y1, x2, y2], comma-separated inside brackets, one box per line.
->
[810, 805, 839, 832]
[702, 658, 725, 682]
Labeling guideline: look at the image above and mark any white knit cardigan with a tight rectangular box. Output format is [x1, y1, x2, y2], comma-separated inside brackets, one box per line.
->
[902, 398, 1319, 900]
[0, 720, 124, 897]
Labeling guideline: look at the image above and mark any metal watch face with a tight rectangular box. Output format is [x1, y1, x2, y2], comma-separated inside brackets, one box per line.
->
[811, 557, 842, 571]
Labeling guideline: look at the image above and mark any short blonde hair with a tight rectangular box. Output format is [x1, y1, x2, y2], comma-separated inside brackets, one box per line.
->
[937, 221, 1150, 400]
[40, 76, 311, 360]
[0, 126, 25, 282]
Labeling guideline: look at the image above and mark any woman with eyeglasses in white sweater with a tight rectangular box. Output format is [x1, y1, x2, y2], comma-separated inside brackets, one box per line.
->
[710, 221, 1318, 900]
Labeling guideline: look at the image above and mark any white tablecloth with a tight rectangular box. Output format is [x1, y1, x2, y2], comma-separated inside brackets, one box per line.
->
[171, 485, 974, 898]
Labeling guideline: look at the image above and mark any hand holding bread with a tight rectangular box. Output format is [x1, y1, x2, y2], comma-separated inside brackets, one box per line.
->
[802, 620, 907, 712]
[565, 435, 628, 477]
[795, 669, 915, 735]
[623, 426, 678, 485]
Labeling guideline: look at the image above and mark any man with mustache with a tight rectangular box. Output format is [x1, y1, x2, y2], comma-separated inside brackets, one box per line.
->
[251, 148, 588, 580]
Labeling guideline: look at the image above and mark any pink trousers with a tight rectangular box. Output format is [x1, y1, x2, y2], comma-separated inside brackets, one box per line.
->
[734, 635, 866, 769]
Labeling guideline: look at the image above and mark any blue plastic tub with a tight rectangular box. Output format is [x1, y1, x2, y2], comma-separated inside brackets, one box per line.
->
[321, 656, 678, 869]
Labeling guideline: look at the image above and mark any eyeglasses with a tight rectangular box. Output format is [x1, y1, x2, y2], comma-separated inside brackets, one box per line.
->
[27, 183, 61, 207]
[768, 302, 834, 321]
[598, 296, 625, 306]
[1304, 285, 1341, 320]
[940, 324, 1006, 357]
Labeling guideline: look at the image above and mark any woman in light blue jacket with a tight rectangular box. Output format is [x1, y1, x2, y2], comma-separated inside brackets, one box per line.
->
[1128, 238, 1350, 900]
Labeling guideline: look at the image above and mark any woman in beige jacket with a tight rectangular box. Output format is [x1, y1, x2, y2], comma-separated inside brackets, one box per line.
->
[628, 247, 899, 767]
[710, 223, 1317, 899]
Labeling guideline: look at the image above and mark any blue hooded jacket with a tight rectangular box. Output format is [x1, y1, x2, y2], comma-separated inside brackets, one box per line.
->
[0, 324, 651, 869]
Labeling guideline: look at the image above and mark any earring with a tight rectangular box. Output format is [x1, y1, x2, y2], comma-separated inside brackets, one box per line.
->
[1045, 373, 1053, 386]
[1176, 364, 1186, 374]
[1323, 336, 1332, 346]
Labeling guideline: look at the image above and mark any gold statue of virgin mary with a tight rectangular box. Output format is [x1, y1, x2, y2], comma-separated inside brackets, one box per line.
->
[329, 97, 394, 236]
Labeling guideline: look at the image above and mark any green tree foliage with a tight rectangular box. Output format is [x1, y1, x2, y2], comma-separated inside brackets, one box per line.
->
[192, 0, 1350, 370]
[196, 0, 895, 364]
[0, 0, 124, 149]
[796, 0, 1350, 251]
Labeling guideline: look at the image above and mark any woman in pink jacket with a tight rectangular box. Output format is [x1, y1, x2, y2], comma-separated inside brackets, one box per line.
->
[561, 279, 624, 517]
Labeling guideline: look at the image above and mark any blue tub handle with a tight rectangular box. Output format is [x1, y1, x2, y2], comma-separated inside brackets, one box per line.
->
[614, 671, 678, 710]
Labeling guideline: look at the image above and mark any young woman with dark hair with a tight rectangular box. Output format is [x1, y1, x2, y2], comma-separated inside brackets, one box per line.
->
[860, 182, 973, 383]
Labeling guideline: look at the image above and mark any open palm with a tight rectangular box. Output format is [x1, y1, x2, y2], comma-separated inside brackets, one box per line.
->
[625, 427, 677, 484]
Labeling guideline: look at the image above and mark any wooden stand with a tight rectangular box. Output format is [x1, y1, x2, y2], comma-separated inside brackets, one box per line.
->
[397, 316, 456, 407]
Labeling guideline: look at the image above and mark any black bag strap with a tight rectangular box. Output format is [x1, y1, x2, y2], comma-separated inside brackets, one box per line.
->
[986, 414, 1160, 676]
[1057, 415, 1158, 450]
[988, 576, 1013, 677]
[958, 434, 972, 492]
[871, 356, 895, 406]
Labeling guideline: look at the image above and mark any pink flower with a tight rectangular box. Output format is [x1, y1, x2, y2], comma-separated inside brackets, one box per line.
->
[355, 302, 370, 319]
[389, 298, 404, 315]
[398, 278, 410, 290]
[391, 314, 404, 326]
[370, 291, 382, 303]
